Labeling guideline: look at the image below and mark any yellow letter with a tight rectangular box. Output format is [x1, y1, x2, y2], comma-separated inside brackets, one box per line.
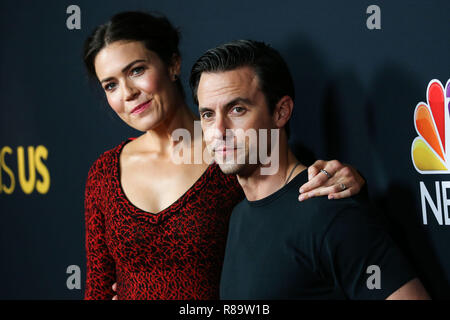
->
[35, 145, 50, 194]
[17, 146, 35, 194]
[0, 146, 15, 194]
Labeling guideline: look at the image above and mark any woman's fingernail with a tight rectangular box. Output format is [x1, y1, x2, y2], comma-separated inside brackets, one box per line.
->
[299, 188, 304, 193]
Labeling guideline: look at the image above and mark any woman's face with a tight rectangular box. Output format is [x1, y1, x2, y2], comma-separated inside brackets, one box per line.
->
[94, 41, 180, 132]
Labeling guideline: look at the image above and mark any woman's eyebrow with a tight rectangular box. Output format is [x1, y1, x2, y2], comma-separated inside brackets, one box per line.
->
[100, 59, 147, 83]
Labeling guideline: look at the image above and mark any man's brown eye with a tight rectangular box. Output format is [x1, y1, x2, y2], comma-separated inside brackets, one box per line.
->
[202, 112, 213, 119]
[232, 106, 244, 113]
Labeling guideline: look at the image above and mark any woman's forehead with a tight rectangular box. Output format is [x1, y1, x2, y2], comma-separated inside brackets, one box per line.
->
[94, 41, 156, 78]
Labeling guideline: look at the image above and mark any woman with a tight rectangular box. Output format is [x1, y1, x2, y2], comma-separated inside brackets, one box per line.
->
[83, 11, 365, 300]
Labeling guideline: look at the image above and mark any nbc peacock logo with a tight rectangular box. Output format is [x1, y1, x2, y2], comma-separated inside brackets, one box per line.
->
[411, 79, 450, 174]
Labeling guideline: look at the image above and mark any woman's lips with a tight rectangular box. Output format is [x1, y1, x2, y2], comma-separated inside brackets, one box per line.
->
[131, 100, 152, 114]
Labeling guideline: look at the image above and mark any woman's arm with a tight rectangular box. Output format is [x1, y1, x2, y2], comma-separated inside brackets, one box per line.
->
[84, 160, 116, 300]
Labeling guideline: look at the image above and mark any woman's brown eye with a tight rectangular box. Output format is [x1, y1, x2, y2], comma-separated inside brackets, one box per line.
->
[131, 67, 144, 76]
[105, 83, 116, 91]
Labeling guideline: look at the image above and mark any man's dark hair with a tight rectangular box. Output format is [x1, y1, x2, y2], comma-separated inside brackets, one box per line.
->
[189, 40, 295, 136]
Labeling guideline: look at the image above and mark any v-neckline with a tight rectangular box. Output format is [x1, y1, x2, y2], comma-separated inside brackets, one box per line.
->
[113, 138, 215, 224]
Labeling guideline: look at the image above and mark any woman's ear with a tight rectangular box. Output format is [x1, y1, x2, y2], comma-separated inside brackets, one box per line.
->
[273, 95, 294, 129]
[170, 54, 181, 80]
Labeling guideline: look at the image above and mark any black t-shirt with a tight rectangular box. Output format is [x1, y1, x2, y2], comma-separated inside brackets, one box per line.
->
[220, 169, 417, 299]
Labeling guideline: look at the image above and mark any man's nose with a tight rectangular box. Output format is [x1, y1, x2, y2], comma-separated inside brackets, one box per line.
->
[213, 114, 229, 139]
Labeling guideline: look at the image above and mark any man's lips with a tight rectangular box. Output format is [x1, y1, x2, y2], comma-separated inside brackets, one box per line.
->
[214, 147, 239, 154]
[131, 100, 152, 114]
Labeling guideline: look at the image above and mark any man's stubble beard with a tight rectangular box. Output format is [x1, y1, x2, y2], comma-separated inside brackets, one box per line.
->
[215, 143, 259, 177]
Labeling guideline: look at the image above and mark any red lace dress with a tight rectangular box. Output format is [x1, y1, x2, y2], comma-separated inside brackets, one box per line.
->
[84, 139, 244, 299]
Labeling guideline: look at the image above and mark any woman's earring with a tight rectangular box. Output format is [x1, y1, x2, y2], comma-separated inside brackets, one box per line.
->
[173, 74, 178, 81]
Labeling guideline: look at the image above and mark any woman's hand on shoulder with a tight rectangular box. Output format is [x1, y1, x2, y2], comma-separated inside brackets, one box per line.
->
[298, 160, 365, 201]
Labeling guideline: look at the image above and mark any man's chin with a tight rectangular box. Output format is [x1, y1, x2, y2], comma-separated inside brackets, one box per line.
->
[216, 162, 246, 175]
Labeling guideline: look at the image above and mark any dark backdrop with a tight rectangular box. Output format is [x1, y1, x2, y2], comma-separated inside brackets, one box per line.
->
[0, 0, 449, 299]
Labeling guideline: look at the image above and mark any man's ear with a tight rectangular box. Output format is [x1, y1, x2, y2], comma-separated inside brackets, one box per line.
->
[273, 96, 294, 129]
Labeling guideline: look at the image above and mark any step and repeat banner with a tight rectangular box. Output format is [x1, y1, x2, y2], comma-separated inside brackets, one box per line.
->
[0, 0, 449, 299]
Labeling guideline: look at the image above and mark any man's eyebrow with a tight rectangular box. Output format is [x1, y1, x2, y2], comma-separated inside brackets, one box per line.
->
[224, 97, 251, 109]
[199, 97, 251, 113]
[199, 106, 213, 114]
[100, 59, 147, 83]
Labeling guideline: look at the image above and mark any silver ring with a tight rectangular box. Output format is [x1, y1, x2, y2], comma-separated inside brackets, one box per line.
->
[320, 169, 332, 179]
[340, 183, 347, 191]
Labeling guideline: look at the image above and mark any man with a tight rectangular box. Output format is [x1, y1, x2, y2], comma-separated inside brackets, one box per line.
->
[189, 40, 430, 299]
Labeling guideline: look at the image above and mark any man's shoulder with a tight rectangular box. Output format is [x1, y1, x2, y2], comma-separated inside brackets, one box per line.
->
[294, 194, 371, 234]
[230, 198, 247, 214]
[286, 170, 368, 221]
[302, 195, 363, 215]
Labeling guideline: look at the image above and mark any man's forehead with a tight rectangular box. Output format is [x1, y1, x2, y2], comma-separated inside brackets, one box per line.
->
[197, 67, 260, 106]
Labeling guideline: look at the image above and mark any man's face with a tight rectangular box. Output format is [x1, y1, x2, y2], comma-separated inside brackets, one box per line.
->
[197, 67, 275, 175]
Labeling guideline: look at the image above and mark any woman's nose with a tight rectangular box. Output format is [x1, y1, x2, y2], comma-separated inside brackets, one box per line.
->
[122, 81, 139, 101]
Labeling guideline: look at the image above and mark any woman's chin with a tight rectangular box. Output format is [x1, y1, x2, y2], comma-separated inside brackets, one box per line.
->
[126, 118, 161, 132]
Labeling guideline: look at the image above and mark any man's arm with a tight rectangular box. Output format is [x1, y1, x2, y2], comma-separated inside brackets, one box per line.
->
[386, 278, 431, 300]
[320, 206, 428, 300]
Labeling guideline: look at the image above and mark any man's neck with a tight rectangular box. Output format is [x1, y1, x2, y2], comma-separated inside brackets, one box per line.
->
[237, 148, 306, 202]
